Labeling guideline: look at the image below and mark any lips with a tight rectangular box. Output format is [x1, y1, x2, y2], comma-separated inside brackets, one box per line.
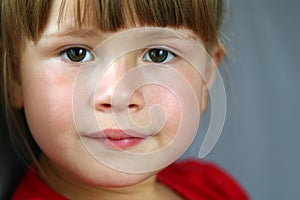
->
[83, 129, 147, 150]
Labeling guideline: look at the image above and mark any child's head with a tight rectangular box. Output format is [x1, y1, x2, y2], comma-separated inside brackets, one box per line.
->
[1, 0, 225, 188]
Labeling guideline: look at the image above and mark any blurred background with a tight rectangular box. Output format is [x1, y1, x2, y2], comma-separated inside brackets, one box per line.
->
[1, 0, 300, 199]
[183, 0, 300, 199]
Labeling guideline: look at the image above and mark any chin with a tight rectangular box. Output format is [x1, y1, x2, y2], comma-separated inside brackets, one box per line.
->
[76, 161, 158, 188]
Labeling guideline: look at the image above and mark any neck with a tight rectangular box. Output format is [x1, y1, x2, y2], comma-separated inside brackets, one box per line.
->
[38, 155, 181, 200]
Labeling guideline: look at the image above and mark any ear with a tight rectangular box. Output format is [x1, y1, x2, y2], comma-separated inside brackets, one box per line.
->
[201, 45, 224, 112]
[11, 78, 24, 109]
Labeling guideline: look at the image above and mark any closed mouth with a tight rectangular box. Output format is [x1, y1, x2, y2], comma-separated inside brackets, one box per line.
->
[83, 128, 148, 150]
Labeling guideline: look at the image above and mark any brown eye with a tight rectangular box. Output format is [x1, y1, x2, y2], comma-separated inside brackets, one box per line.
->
[144, 48, 175, 63]
[62, 47, 93, 62]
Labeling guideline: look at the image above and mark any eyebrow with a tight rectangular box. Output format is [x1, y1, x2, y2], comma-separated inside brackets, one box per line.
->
[141, 30, 199, 44]
[43, 27, 102, 39]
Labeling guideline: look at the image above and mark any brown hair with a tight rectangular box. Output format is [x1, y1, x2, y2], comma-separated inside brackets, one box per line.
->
[0, 0, 226, 166]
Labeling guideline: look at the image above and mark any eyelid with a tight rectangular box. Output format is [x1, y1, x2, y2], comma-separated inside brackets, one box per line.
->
[59, 45, 94, 55]
[143, 46, 178, 55]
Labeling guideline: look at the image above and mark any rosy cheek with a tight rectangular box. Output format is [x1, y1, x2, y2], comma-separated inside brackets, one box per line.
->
[145, 86, 181, 136]
[22, 65, 78, 151]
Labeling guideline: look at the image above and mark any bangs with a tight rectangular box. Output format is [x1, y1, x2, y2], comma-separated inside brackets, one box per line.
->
[2, 0, 225, 54]
[58, 0, 224, 45]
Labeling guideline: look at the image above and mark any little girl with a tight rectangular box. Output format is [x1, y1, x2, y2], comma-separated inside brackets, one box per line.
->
[1, 0, 248, 199]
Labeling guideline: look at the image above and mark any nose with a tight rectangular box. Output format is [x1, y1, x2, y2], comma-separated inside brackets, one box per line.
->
[94, 57, 145, 113]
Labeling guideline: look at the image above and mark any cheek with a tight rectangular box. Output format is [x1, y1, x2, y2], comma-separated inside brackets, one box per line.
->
[154, 67, 204, 138]
[145, 86, 183, 134]
[177, 65, 205, 109]
[21, 65, 77, 153]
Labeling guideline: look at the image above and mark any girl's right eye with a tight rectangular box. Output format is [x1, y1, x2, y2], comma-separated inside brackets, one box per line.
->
[61, 47, 94, 62]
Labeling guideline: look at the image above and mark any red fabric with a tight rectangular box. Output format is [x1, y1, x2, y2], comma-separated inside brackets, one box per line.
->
[12, 167, 67, 200]
[157, 160, 248, 200]
[12, 160, 248, 200]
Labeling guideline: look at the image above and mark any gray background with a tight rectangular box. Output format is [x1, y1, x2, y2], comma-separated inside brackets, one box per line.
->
[1, 0, 300, 200]
[183, 0, 300, 199]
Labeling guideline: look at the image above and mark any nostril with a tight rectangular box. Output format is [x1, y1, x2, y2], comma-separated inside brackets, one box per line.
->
[128, 104, 136, 109]
[95, 103, 112, 112]
[128, 103, 140, 111]
[102, 103, 112, 108]
[95, 91, 144, 112]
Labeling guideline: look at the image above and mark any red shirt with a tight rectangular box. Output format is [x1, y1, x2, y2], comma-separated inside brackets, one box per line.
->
[12, 160, 248, 200]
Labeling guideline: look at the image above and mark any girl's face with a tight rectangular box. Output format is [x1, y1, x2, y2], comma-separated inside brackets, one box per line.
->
[16, 0, 218, 187]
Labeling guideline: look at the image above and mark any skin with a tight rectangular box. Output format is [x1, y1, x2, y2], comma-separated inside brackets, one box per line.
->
[13, 0, 223, 199]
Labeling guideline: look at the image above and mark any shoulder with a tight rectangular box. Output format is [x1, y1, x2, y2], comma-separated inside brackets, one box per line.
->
[157, 159, 249, 200]
[12, 168, 67, 200]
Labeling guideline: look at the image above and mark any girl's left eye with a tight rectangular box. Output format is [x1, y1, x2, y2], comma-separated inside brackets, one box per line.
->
[143, 48, 175, 63]
[61, 47, 94, 62]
